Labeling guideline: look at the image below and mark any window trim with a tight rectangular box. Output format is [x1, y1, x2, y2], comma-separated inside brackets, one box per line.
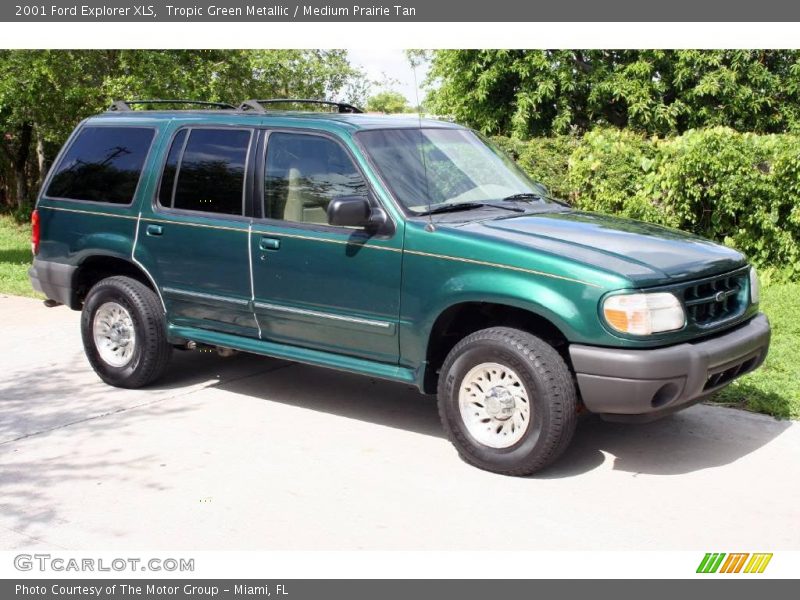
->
[153, 125, 255, 221]
[42, 123, 158, 208]
[257, 127, 395, 237]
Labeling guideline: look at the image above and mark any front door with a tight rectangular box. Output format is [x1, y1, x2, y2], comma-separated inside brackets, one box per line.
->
[135, 126, 258, 338]
[250, 130, 402, 364]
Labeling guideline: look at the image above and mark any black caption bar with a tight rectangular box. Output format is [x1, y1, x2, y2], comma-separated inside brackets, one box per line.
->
[3, 0, 800, 22]
[3, 580, 797, 600]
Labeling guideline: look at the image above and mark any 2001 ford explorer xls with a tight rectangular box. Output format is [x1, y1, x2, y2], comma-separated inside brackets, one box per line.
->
[29, 99, 771, 475]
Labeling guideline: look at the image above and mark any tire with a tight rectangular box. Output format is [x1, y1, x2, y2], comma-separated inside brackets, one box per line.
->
[81, 276, 171, 388]
[437, 327, 577, 476]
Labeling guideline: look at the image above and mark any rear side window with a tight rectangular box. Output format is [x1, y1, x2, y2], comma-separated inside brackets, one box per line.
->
[161, 128, 251, 216]
[46, 126, 154, 204]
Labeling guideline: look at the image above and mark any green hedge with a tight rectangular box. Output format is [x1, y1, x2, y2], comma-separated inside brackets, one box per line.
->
[492, 135, 579, 200]
[493, 128, 800, 279]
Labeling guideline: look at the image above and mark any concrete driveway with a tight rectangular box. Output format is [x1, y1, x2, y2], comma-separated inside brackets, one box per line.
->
[1, 294, 798, 550]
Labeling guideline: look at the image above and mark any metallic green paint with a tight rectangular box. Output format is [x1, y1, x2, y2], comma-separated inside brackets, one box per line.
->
[470, 211, 747, 285]
[135, 212, 257, 338]
[34, 110, 762, 393]
[36, 203, 138, 265]
[168, 324, 417, 384]
[249, 222, 403, 364]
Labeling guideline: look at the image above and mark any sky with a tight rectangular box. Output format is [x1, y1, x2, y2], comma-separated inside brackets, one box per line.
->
[345, 49, 431, 105]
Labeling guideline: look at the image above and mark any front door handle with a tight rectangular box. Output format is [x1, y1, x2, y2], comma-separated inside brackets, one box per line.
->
[259, 237, 280, 251]
[146, 224, 163, 236]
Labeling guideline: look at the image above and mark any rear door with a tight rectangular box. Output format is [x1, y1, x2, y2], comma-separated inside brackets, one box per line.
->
[135, 126, 258, 338]
[249, 130, 403, 364]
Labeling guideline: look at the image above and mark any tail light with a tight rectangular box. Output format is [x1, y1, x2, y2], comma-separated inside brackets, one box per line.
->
[31, 209, 40, 256]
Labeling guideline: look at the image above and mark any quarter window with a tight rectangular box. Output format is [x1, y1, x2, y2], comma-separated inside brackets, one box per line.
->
[46, 126, 154, 204]
[157, 129, 187, 207]
[264, 132, 368, 225]
[162, 128, 251, 215]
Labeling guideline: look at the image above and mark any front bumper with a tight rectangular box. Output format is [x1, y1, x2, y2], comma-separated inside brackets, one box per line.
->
[569, 313, 771, 421]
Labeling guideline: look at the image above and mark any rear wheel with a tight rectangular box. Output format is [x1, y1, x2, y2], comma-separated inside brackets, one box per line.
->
[438, 327, 577, 476]
[81, 276, 171, 388]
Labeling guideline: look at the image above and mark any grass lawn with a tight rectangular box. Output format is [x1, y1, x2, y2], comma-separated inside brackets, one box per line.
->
[713, 281, 800, 419]
[0, 213, 797, 419]
[0, 214, 41, 298]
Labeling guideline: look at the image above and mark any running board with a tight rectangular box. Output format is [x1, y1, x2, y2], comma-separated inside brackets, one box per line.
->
[168, 325, 416, 385]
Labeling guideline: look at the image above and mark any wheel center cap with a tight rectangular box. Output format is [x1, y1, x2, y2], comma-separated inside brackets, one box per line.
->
[485, 386, 515, 420]
[109, 323, 129, 344]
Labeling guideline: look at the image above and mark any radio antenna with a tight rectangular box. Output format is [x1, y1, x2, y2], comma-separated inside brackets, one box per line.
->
[411, 61, 434, 231]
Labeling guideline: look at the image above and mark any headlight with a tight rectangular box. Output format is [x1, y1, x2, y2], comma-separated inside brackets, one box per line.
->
[749, 266, 760, 305]
[603, 292, 685, 335]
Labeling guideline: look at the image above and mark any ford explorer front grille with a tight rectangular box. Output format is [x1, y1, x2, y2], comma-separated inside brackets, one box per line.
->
[682, 271, 748, 328]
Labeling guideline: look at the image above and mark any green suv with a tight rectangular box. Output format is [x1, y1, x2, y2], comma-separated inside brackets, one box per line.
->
[29, 99, 771, 475]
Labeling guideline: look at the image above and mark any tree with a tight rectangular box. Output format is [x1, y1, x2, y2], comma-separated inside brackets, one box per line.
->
[103, 50, 367, 106]
[423, 50, 800, 138]
[0, 50, 368, 211]
[0, 50, 112, 209]
[366, 90, 410, 113]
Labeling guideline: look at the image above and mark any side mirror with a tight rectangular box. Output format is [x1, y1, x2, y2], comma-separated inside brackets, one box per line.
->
[327, 196, 386, 230]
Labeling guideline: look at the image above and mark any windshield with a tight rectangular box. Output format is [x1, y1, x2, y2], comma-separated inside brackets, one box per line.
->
[357, 127, 550, 214]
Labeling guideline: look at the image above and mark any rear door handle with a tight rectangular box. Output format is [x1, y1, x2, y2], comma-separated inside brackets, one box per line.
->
[146, 224, 163, 236]
[259, 237, 280, 251]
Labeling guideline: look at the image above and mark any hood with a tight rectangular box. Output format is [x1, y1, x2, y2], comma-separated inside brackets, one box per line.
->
[454, 210, 747, 285]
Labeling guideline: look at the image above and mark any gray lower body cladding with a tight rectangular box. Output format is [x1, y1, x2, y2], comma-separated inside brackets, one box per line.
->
[569, 313, 771, 422]
[28, 258, 76, 307]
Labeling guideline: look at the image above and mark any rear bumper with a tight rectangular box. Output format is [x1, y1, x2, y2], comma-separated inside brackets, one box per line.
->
[28, 258, 76, 307]
[569, 313, 771, 422]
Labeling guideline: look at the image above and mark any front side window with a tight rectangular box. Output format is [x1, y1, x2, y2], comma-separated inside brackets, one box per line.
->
[264, 132, 368, 225]
[46, 126, 154, 204]
[160, 128, 251, 215]
[357, 128, 551, 214]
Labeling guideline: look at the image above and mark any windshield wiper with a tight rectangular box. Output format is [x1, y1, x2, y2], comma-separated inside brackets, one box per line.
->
[501, 192, 571, 209]
[501, 192, 544, 202]
[417, 202, 524, 216]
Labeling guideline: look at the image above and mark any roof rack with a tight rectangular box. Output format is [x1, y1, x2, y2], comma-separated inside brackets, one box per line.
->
[108, 99, 237, 112]
[238, 99, 363, 114]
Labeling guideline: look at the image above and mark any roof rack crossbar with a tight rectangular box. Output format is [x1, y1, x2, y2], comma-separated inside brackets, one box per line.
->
[108, 99, 237, 112]
[238, 99, 363, 114]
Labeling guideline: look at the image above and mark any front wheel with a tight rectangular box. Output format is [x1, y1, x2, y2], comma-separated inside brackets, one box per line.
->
[438, 327, 577, 476]
[81, 276, 171, 388]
